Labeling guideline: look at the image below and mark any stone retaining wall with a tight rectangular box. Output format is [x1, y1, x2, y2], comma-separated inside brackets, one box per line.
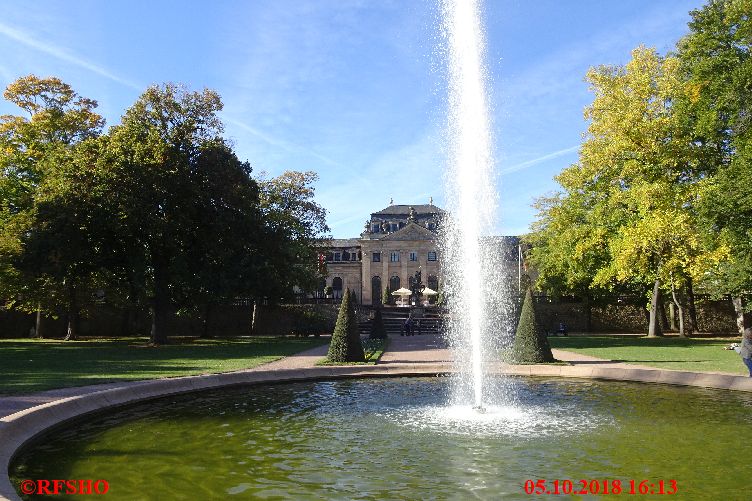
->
[1, 297, 740, 339]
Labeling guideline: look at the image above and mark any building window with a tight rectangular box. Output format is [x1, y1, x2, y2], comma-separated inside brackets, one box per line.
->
[372, 224, 380, 233]
[399, 222, 405, 229]
[334, 252, 341, 261]
[326, 252, 333, 262]
[332, 277, 343, 298]
[390, 251, 400, 262]
[372, 252, 381, 262]
[342, 251, 350, 261]
[390, 223, 398, 232]
[409, 251, 417, 261]
[372, 276, 382, 305]
[390, 275, 400, 292]
[428, 251, 437, 261]
[428, 222, 436, 231]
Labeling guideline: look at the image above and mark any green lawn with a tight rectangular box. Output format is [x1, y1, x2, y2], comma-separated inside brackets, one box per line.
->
[0, 336, 327, 395]
[548, 335, 748, 375]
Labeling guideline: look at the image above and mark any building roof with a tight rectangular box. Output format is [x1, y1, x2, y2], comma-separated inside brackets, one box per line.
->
[327, 238, 361, 248]
[371, 204, 444, 217]
[378, 221, 437, 241]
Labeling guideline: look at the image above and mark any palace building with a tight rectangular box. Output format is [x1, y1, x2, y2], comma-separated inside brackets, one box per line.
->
[321, 201, 521, 305]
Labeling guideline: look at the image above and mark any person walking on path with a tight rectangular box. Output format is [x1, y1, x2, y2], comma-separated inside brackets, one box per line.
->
[735, 328, 752, 377]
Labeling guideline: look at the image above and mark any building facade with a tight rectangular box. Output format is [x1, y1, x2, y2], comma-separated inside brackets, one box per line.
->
[322, 202, 444, 305]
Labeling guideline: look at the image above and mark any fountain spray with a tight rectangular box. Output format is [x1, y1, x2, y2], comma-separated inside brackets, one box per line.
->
[441, 0, 497, 411]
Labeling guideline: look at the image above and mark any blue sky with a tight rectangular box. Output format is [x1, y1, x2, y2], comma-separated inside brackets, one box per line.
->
[0, 0, 704, 238]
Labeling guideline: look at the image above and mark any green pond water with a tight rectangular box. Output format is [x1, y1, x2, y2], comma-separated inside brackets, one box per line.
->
[11, 377, 752, 500]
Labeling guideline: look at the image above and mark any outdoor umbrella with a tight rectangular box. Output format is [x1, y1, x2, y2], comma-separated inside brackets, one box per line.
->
[391, 287, 412, 306]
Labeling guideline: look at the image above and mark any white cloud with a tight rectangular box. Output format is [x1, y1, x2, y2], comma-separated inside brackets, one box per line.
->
[224, 116, 343, 168]
[499, 145, 578, 176]
[0, 21, 140, 90]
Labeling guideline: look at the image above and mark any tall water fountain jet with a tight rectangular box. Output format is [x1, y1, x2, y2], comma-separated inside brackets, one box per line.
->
[440, 0, 501, 410]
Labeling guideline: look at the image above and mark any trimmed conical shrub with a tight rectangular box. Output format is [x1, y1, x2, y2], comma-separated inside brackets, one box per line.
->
[369, 307, 388, 339]
[382, 285, 391, 306]
[327, 289, 365, 362]
[512, 289, 555, 363]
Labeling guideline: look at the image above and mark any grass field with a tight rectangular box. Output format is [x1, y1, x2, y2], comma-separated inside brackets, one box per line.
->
[0, 336, 327, 395]
[548, 335, 749, 375]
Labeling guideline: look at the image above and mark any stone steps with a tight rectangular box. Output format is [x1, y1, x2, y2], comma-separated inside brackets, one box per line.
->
[359, 308, 443, 337]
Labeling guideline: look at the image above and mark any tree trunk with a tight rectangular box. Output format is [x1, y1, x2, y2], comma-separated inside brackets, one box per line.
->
[648, 279, 663, 337]
[669, 302, 678, 330]
[149, 258, 169, 345]
[35, 307, 42, 339]
[64, 312, 79, 341]
[63, 287, 78, 341]
[731, 296, 751, 334]
[670, 279, 685, 338]
[250, 300, 258, 336]
[687, 278, 698, 333]
[659, 301, 670, 331]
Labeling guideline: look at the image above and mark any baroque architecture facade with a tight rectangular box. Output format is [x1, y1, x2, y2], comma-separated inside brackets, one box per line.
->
[322, 202, 444, 305]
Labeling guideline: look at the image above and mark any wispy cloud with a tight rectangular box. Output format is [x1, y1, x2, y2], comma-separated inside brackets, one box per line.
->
[224, 116, 343, 168]
[0, 21, 140, 90]
[499, 145, 578, 176]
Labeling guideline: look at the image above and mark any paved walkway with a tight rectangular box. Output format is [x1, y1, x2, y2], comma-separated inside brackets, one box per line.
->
[379, 333, 452, 364]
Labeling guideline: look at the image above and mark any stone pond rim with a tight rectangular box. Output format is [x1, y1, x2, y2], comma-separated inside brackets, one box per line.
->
[2, 356, 752, 501]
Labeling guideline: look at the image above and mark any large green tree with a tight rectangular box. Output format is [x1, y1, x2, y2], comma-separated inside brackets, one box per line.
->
[0, 76, 105, 337]
[102, 83, 265, 344]
[676, 0, 752, 329]
[257, 170, 329, 301]
[529, 47, 712, 336]
[181, 142, 266, 337]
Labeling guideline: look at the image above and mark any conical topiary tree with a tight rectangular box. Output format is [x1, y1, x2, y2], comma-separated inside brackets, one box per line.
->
[369, 307, 388, 339]
[512, 289, 555, 363]
[382, 285, 391, 306]
[327, 289, 365, 362]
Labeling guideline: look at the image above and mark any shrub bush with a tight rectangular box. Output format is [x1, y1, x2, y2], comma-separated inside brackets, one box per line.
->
[369, 307, 388, 339]
[512, 289, 555, 363]
[327, 289, 364, 362]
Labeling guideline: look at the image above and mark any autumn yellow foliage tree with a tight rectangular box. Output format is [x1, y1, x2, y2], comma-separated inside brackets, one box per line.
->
[529, 47, 723, 337]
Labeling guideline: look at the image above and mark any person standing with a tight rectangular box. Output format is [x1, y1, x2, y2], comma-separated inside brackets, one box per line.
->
[403, 315, 412, 337]
[402, 313, 413, 336]
[557, 322, 568, 336]
[737, 328, 752, 377]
